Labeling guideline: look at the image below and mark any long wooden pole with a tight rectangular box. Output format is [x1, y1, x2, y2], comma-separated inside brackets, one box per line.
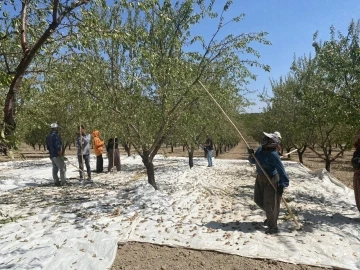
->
[198, 81, 300, 229]
[79, 120, 85, 179]
[112, 137, 116, 173]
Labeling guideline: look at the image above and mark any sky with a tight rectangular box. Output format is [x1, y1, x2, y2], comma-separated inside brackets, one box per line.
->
[2, 0, 360, 113]
[190, 0, 360, 113]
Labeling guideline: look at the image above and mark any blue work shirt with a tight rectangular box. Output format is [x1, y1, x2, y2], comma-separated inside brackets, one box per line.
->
[248, 146, 289, 188]
[46, 130, 62, 158]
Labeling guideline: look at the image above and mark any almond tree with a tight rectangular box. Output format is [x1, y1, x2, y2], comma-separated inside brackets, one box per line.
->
[0, 0, 92, 154]
[266, 23, 358, 171]
[312, 20, 360, 129]
[74, 0, 270, 189]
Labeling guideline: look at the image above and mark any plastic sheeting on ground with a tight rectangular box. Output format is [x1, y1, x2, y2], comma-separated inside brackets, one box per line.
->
[0, 155, 359, 270]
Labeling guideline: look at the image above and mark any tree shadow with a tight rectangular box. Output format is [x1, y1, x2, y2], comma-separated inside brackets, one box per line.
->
[0, 246, 46, 269]
[118, 163, 144, 172]
[204, 220, 263, 233]
[230, 186, 254, 201]
[8, 161, 50, 169]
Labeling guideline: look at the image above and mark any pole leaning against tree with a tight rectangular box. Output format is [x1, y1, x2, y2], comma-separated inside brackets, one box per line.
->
[198, 80, 300, 230]
[79, 120, 85, 179]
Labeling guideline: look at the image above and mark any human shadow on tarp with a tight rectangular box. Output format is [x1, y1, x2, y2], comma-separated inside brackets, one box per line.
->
[295, 191, 355, 210]
[302, 211, 359, 227]
[299, 210, 360, 242]
[204, 220, 264, 233]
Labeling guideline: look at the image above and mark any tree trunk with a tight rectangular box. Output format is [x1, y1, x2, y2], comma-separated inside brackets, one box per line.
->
[188, 147, 194, 169]
[62, 142, 69, 156]
[216, 148, 219, 157]
[68, 144, 71, 150]
[38, 144, 41, 151]
[3, 76, 21, 142]
[122, 143, 131, 156]
[298, 151, 304, 164]
[142, 155, 157, 190]
[295, 144, 307, 164]
[171, 143, 174, 153]
[183, 144, 186, 152]
[325, 158, 331, 172]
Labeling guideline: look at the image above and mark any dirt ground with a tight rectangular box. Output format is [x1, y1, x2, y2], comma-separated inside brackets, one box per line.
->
[111, 242, 324, 270]
[1, 141, 355, 270]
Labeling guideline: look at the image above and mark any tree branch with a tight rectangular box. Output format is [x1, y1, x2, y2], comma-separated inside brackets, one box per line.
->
[330, 148, 346, 162]
[53, 0, 59, 23]
[1, 53, 15, 74]
[307, 146, 325, 161]
[130, 139, 144, 158]
[20, 0, 29, 54]
[13, 0, 89, 81]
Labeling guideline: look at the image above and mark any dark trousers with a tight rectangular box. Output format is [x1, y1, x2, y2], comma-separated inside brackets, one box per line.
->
[77, 154, 91, 179]
[96, 155, 103, 173]
[254, 174, 281, 229]
[108, 149, 121, 172]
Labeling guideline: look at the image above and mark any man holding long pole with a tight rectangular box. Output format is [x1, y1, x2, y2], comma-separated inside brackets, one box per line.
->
[198, 80, 300, 230]
[248, 132, 290, 234]
[76, 124, 92, 182]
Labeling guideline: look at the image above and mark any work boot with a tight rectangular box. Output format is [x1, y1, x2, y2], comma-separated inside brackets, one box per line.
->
[265, 227, 279, 235]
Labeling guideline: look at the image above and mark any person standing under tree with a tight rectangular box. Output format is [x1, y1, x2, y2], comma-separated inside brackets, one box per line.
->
[92, 130, 104, 173]
[46, 123, 67, 186]
[203, 135, 214, 167]
[273, 131, 282, 154]
[248, 132, 290, 234]
[107, 137, 121, 172]
[351, 134, 360, 213]
[76, 125, 92, 181]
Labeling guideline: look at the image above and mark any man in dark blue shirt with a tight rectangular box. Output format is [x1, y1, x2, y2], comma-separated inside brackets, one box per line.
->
[46, 123, 67, 186]
[248, 132, 290, 234]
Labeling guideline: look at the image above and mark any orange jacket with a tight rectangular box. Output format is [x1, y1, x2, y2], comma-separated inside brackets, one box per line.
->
[92, 130, 104, 156]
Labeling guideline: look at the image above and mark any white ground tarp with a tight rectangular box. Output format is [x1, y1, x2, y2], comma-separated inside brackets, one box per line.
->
[0, 155, 359, 270]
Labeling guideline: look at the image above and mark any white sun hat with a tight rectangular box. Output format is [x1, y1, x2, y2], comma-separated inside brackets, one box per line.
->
[50, 123, 58, 128]
[263, 132, 280, 144]
[263, 132, 281, 139]
[263, 132, 273, 138]
[274, 131, 282, 139]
